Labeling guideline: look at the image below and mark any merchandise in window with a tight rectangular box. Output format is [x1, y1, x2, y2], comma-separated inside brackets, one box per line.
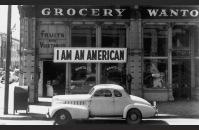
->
[143, 60, 167, 88]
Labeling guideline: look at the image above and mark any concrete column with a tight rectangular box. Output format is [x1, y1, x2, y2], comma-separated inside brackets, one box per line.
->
[19, 17, 36, 103]
[65, 22, 71, 94]
[128, 19, 142, 97]
[96, 23, 101, 84]
[168, 24, 174, 101]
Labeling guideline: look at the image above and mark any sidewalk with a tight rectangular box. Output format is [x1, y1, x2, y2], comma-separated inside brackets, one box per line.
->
[157, 99, 199, 118]
[0, 97, 51, 120]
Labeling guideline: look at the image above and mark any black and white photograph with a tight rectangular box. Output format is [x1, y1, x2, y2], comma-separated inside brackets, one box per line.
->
[1, 0, 199, 127]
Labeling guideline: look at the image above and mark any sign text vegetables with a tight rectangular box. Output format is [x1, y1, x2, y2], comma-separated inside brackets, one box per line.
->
[54, 48, 127, 63]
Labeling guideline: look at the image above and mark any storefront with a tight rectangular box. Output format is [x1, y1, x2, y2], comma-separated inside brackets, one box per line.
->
[18, 5, 199, 103]
[141, 7, 199, 101]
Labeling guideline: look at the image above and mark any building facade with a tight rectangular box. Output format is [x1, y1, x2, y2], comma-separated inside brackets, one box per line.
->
[0, 33, 20, 70]
[18, 5, 199, 103]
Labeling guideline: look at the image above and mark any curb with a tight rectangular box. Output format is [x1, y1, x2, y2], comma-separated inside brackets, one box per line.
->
[0, 113, 48, 120]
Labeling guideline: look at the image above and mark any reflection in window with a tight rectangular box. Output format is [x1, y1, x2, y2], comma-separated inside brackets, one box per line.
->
[102, 25, 126, 47]
[101, 63, 125, 86]
[70, 26, 96, 94]
[143, 25, 168, 56]
[172, 25, 190, 49]
[70, 64, 96, 94]
[143, 59, 167, 88]
[72, 26, 96, 47]
[101, 25, 126, 88]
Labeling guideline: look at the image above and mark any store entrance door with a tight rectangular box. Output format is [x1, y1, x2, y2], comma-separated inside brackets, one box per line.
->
[43, 61, 66, 96]
[172, 59, 191, 100]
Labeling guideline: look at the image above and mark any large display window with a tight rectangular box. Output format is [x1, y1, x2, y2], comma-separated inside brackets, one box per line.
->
[100, 25, 126, 89]
[70, 25, 96, 94]
[143, 25, 168, 89]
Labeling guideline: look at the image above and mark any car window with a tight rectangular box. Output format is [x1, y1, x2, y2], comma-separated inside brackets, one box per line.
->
[114, 90, 122, 97]
[94, 89, 112, 97]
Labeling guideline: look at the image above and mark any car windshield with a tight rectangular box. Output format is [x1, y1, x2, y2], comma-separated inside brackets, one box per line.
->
[88, 87, 95, 95]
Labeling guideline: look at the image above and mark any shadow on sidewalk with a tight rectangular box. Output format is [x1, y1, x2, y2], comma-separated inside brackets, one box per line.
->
[157, 99, 199, 119]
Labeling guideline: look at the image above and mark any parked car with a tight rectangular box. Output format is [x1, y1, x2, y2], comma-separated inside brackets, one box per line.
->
[47, 84, 158, 125]
[0, 71, 19, 84]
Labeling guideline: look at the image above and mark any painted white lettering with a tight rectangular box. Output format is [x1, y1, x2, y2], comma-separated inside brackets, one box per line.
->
[147, 9, 159, 16]
[159, 9, 168, 16]
[170, 9, 179, 16]
[67, 8, 76, 16]
[115, 9, 126, 16]
[190, 10, 199, 17]
[91, 9, 100, 16]
[54, 8, 63, 16]
[79, 8, 88, 16]
[180, 9, 189, 16]
[103, 9, 113, 16]
[42, 8, 51, 15]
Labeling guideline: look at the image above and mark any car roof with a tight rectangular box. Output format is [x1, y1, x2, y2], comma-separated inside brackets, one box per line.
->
[93, 84, 124, 90]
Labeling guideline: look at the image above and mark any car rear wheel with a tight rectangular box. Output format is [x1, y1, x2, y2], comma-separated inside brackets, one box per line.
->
[54, 110, 72, 125]
[126, 109, 142, 124]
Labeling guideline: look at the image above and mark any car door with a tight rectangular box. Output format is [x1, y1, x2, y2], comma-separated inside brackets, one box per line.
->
[89, 89, 114, 116]
[113, 89, 129, 116]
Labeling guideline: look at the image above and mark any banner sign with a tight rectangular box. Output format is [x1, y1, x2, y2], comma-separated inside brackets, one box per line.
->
[141, 7, 199, 19]
[36, 6, 131, 19]
[54, 47, 127, 63]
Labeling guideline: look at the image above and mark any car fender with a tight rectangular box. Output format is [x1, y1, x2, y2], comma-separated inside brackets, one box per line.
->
[49, 104, 89, 119]
[123, 103, 156, 118]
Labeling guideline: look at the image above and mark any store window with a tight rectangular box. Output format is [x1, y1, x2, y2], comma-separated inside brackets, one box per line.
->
[143, 25, 168, 88]
[100, 25, 126, 88]
[143, 59, 167, 88]
[70, 25, 96, 94]
[143, 25, 168, 57]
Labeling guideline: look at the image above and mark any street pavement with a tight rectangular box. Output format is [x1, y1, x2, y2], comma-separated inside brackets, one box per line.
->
[1, 82, 199, 125]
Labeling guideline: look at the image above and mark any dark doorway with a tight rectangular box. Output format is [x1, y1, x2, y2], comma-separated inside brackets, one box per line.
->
[43, 61, 66, 96]
[172, 59, 191, 100]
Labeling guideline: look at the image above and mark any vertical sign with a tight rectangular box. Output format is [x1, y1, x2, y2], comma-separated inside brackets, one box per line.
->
[38, 24, 67, 58]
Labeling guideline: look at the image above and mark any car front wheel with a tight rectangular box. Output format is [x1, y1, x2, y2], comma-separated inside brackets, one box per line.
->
[126, 109, 142, 124]
[54, 110, 72, 125]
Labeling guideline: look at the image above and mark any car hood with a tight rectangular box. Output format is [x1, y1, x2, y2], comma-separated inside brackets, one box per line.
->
[53, 94, 92, 101]
[130, 95, 151, 106]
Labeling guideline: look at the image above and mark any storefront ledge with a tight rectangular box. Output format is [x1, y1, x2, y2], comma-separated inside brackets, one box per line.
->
[143, 88, 169, 101]
[191, 88, 199, 100]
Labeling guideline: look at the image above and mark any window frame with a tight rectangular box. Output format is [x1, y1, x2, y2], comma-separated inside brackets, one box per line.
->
[93, 89, 113, 97]
[113, 89, 122, 97]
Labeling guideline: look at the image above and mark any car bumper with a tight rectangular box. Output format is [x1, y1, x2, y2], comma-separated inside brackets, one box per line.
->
[153, 106, 158, 116]
[46, 108, 52, 119]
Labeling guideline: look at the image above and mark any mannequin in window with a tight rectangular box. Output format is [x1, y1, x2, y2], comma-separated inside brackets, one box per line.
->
[150, 63, 163, 88]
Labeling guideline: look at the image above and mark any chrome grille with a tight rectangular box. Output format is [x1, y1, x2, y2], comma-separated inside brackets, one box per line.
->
[65, 101, 85, 105]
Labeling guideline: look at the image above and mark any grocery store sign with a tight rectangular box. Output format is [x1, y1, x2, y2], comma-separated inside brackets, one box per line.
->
[37, 6, 131, 19]
[141, 7, 199, 19]
[54, 47, 127, 63]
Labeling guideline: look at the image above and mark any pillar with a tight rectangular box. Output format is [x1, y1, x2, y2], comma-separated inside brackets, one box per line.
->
[128, 19, 142, 97]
